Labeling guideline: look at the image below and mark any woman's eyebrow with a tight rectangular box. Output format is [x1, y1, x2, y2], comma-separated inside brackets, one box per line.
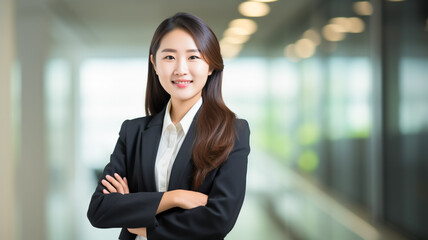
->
[186, 49, 200, 53]
[160, 48, 200, 53]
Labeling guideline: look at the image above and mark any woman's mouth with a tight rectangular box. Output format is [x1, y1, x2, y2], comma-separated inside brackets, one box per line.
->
[172, 80, 193, 88]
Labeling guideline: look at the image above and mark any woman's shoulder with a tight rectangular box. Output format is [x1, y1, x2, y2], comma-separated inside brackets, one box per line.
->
[234, 118, 250, 138]
[234, 118, 249, 129]
[116, 116, 153, 140]
[122, 116, 153, 131]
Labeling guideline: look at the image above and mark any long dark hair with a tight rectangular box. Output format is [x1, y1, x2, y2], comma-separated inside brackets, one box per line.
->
[145, 12, 236, 190]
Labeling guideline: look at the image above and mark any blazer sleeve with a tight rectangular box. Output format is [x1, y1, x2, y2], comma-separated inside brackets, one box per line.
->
[87, 120, 164, 229]
[147, 120, 251, 240]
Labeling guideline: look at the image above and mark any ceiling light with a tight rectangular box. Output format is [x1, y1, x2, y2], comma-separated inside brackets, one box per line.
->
[221, 42, 242, 58]
[221, 35, 250, 45]
[295, 39, 316, 59]
[239, 1, 270, 17]
[347, 17, 365, 33]
[330, 17, 352, 32]
[353, 1, 373, 16]
[224, 27, 250, 37]
[302, 29, 321, 46]
[251, 0, 278, 2]
[284, 44, 300, 62]
[229, 18, 258, 35]
[322, 24, 346, 41]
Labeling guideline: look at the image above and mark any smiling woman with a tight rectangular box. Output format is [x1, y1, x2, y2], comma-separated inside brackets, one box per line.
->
[87, 12, 251, 240]
[151, 28, 212, 119]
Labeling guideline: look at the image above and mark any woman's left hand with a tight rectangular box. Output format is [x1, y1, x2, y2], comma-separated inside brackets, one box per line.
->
[102, 175, 146, 236]
[128, 227, 147, 237]
[101, 173, 129, 194]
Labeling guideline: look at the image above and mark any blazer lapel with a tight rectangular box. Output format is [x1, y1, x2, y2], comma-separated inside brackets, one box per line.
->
[168, 116, 197, 190]
[140, 109, 165, 192]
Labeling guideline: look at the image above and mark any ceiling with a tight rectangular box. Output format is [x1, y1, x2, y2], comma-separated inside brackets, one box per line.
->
[16, 0, 312, 57]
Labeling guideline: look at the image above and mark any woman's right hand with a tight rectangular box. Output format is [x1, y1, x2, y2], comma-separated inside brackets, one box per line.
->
[172, 190, 208, 209]
[156, 190, 208, 214]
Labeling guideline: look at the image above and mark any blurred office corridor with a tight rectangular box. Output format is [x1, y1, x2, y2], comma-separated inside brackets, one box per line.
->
[1, 0, 428, 239]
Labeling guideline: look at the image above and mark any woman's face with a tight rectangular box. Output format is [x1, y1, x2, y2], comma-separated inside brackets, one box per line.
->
[151, 28, 212, 106]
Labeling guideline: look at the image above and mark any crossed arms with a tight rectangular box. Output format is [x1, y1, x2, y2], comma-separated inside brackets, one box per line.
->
[101, 173, 208, 237]
[87, 119, 250, 240]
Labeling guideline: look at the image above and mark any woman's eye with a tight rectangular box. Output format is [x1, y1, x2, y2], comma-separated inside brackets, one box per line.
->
[189, 55, 200, 60]
[164, 56, 175, 60]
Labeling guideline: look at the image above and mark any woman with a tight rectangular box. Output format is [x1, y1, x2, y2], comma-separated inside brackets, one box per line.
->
[87, 12, 250, 240]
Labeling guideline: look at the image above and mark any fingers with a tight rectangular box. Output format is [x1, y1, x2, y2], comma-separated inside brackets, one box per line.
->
[108, 174, 123, 193]
[102, 178, 117, 193]
[101, 173, 129, 194]
[123, 177, 129, 193]
[114, 173, 129, 194]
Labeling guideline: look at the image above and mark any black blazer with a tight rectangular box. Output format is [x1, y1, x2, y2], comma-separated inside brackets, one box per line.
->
[87, 106, 251, 240]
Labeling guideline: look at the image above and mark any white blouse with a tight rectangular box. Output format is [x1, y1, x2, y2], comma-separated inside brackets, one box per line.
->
[136, 97, 202, 240]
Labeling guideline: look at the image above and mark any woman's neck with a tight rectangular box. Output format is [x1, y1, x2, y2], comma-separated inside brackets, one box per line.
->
[170, 95, 201, 125]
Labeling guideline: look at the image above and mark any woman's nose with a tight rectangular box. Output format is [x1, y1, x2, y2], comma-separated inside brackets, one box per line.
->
[174, 58, 188, 75]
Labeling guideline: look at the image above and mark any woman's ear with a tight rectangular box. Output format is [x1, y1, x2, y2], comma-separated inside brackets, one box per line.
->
[208, 68, 213, 76]
[150, 54, 157, 73]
